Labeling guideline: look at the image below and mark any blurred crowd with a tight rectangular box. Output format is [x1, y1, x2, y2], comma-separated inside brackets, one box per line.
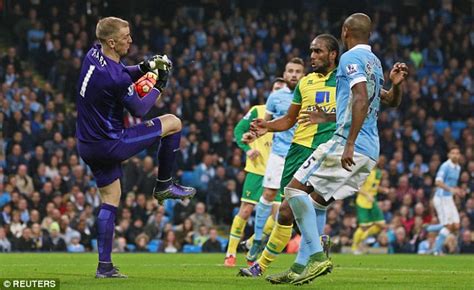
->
[0, 0, 472, 254]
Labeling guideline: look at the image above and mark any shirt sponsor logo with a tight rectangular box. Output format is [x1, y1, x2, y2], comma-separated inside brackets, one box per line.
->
[315, 91, 330, 104]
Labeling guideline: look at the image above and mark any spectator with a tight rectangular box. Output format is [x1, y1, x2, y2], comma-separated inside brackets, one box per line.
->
[135, 233, 150, 252]
[14, 227, 37, 251]
[15, 164, 34, 195]
[44, 222, 67, 252]
[417, 232, 437, 254]
[0, 227, 12, 252]
[67, 232, 85, 253]
[189, 202, 214, 230]
[159, 230, 181, 253]
[175, 218, 195, 247]
[202, 228, 222, 253]
[144, 211, 167, 240]
[10, 210, 26, 239]
[391, 226, 414, 254]
[194, 225, 209, 246]
[459, 230, 474, 254]
[59, 215, 80, 246]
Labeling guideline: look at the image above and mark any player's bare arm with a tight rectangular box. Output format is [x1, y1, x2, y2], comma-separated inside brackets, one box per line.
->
[341, 81, 369, 172]
[250, 103, 301, 137]
[381, 62, 408, 107]
[435, 179, 461, 195]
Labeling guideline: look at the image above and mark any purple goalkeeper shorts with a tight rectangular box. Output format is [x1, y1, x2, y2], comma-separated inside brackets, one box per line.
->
[77, 117, 162, 187]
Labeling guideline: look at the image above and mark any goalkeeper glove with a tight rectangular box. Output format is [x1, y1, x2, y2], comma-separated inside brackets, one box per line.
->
[139, 54, 172, 73]
[154, 69, 170, 91]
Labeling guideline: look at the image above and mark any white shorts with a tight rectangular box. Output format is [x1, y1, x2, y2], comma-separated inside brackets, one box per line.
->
[433, 195, 460, 225]
[262, 153, 285, 189]
[293, 139, 376, 201]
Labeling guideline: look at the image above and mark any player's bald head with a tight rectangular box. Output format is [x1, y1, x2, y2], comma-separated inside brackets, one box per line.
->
[343, 13, 372, 41]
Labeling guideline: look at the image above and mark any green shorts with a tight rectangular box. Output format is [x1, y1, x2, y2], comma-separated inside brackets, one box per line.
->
[278, 143, 315, 196]
[356, 203, 385, 226]
[241, 172, 282, 204]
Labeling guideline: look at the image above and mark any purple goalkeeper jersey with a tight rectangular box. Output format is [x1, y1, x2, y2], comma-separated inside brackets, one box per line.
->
[76, 44, 159, 142]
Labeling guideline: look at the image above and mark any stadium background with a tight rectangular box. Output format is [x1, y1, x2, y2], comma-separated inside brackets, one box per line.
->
[0, 0, 473, 257]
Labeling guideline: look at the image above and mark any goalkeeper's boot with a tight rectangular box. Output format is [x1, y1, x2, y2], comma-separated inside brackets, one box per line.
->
[153, 181, 196, 204]
[266, 268, 299, 284]
[95, 264, 128, 279]
[321, 235, 332, 258]
[238, 262, 263, 277]
[245, 240, 264, 265]
[291, 257, 333, 285]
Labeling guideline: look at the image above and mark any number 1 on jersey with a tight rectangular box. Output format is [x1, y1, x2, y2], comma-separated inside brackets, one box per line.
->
[80, 65, 95, 97]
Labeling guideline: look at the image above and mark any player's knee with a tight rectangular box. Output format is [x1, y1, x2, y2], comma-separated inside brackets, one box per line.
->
[98, 180, 121, 206]
[310, 192, 333, 207]
[277, 202, 293, 225]
[263, 189, 277, 201]
[160, 114, 182, 135]
[238, 203, 253, 219]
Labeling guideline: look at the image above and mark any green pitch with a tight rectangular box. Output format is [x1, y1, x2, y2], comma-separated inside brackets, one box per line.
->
[0, 253, 472, 289]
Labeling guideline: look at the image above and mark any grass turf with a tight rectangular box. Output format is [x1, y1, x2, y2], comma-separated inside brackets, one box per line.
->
[0, 253, 473, 289]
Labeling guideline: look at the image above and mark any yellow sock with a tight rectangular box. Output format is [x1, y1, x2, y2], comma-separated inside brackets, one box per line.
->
[226, 215, 247, 256]
[352, 227, 365, 250]
[257, 221, 292, 272]
[363, 224, 381, 240]
[245, 215, 276, 250]
[262, 215, 276, 237]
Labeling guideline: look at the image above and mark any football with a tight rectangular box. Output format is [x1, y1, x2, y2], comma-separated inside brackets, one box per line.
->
[135, 72, 157, 97]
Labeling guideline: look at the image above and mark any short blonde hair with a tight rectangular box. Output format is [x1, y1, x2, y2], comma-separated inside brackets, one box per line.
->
[95, 16, 129, 44]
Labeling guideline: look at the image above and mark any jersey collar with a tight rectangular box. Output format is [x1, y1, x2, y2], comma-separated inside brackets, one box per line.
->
[282, 87, 292, 93]
[316, 68, 336, 79]
[349, 44, 372, 52]
[446, 159, 459, 168]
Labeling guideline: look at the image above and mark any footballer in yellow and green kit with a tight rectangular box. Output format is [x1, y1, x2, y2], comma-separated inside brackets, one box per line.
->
[234, 105, 275, 204]
[279, 70, 337, 195]
[355, 167, 385, 226]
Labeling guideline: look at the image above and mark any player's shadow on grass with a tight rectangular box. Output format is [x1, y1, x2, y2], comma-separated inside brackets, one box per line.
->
[32, 271, 91, 278]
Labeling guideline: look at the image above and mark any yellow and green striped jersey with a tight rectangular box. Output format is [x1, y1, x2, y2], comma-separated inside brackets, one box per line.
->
[292, 70, 337, 149]
[356, 168, 382, 209]
[234, 105, 273, 175]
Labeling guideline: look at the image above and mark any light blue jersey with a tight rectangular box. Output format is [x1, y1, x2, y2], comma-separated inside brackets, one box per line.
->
[435, 160, 461, 197]
[334, 44, 384, 161]
[266, 87, 296, 156]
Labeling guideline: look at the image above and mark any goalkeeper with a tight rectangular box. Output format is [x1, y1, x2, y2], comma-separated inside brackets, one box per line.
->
[76, 16, 195, 278]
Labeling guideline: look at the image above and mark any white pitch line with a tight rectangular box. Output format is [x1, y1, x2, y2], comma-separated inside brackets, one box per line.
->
[2, 263, 473, 275]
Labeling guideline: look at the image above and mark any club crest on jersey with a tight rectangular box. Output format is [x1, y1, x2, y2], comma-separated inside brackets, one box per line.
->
[127, 85, 134, 96]
[346, 64, 358, 75]
[243, 111, 251, 120]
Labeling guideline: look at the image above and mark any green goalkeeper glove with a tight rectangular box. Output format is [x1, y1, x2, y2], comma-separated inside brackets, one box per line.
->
[139, 54, 172, 73]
